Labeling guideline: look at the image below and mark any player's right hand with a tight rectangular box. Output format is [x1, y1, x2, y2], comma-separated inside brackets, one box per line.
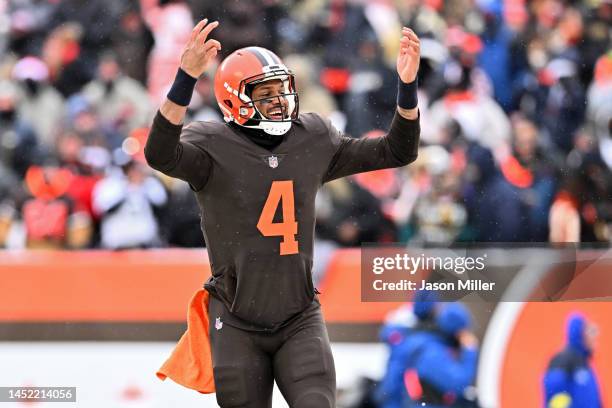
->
[180, 19, 221, 78]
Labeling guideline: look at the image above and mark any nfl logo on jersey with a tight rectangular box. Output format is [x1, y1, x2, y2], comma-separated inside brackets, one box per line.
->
[215, 317, 223, 330]
[268, 156, 279, 168]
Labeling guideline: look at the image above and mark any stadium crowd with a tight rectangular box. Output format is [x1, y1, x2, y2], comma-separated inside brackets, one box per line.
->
[0, 0, 610, 249]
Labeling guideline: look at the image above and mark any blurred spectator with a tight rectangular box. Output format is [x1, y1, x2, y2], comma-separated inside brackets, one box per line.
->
[0, 200, 17, 248]
[344, 29, 397, 137]
[477, 0, 516, 111]
[81, 51, 152, 133]
[425, 30, 509, 153]
[549, 143, 612, 243]
[510, 35, 549, 120]
[55, 131, 107, 219]
[540, 58, 587, 154]
[0, 80, 40, 177]
[0, 1, 7, 57]
[444, 26, 493, 98]
[390, 145, 458, 242]
[578, 2, 611, 85]
[5, 0, 56, 56]
[92, 152, 167, 249]
[283, 54, 337, 118]
[65, 95, 123, 150]
[586, 52, 612, 170]
[41, 23, 93, 97]
[403, 302, 479, 407]
[414, 36, 448, 107]
[207, 0, 274, 58]
[110, 1, 155, 85]
[462, 143, 529, 242]
[316, 178, 396, 246]
[376, 290, 439, 408]
[362, 0, 403, 68]
[411, 145, 467, 244]
[310, 0, 373, 108]
[548, 179, 581, 243]
[543, 313, 602, 408]
[140, 0, 194, 104]
[324, 1, 401, 137]
[21, 165, 93, 249]
[501, 114, 558, 241]
[12, 55, 64, 148]
[47, 0, 122, 66]
[0, 159, 18, 201]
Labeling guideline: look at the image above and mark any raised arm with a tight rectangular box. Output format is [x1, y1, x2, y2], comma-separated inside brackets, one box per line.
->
[144, 19, 221, 191]
[396, 27, 420, 120]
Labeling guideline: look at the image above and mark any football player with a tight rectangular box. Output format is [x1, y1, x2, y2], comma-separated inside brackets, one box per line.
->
[145, 18, 421, 408]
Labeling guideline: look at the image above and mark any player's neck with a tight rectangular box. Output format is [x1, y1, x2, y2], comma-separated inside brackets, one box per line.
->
[228, 122, 285, 150]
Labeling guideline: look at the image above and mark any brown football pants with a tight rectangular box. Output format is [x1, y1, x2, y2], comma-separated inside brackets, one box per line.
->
[208, 296, 336, 408]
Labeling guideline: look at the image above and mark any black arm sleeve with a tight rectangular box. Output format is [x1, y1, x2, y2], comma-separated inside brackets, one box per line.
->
[144, 111, 213, 191]
[323, 111, 420, 183]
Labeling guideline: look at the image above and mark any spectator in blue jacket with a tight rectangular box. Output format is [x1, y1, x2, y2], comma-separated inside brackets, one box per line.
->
[379, 290, 439, 346]
[408, 302, 479, 407]
[377, 300, 479, 408]
[543, 313, 602, 408]
[462, 143, 529, 242]
[375, 290, 439, 408]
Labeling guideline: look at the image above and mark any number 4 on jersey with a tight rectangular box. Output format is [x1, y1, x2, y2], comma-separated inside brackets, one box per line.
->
[257, 180, 299, 255]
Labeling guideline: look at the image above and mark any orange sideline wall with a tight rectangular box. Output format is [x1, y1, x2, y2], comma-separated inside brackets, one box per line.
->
[0, 249, 403, 322]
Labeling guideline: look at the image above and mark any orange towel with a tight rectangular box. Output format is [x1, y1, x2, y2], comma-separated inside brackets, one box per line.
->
[156, 289, 216, 393]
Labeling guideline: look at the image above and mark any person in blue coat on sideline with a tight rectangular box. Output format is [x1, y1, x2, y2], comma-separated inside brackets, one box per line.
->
[375, 290, 439, 408]
[377, 300, 479, 408]
[406, 302, 479, 407]
[543, 313, 602, 408]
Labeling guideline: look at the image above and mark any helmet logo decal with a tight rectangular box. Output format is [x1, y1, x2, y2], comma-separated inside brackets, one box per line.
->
[224, 82, 246, 100]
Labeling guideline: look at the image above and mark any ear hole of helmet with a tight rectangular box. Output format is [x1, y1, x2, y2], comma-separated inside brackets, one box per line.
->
[224, 99, 233, 108]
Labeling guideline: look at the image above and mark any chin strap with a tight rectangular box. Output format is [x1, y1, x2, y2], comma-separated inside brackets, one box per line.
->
[260, 121, 292, 136]
[238, 111, 292, 136]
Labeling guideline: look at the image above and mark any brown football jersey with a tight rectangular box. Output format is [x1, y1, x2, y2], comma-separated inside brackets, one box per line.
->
[145, 111, 419, 330]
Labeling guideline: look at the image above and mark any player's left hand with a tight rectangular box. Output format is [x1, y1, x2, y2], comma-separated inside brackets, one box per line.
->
[397, 27, 420, 84]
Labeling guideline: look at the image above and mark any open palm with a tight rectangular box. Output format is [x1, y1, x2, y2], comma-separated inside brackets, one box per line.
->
[397, 27, 420, 84]
[181, 19, 221, 79]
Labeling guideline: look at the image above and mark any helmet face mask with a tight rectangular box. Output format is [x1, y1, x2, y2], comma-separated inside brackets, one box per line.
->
[241, 74, 298, 135]
[215, 47, 299, 136]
